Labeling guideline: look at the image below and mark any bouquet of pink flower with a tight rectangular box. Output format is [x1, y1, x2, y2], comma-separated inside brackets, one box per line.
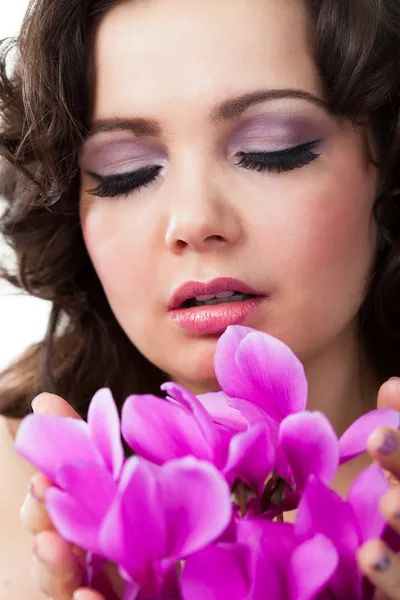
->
[15, 326, 400, 600]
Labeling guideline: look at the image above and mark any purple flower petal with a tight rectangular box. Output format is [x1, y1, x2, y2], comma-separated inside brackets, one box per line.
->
[100, 457, 166, 589]
[197, 391, 249, 435]
[247, 521, 296, 600]
[339, 409, 400, 464]
[223, 423, 276, 496]
[161, 383, 221, 463]
[214, 325, 250, 395]
[15, 414, 101, 483]
[237, 519, 298, 600]
[347, 464, 389, 542]
[88, 388, 124, 480]
[296, 477, 361, 553]
[122, 394, 213, 464]
[215, 326, 308, 423]
[181, 542, 251, 600]
[278, 412, 339, 492]
[295, 477, 362, 599]
[46, 488, 102, 553]
[123, 579, 140, 600]
[57, 462, 117, 523]
[228, 397, 277, 428]
[289, 534, 338, 600]
[159, 457, 232, 558]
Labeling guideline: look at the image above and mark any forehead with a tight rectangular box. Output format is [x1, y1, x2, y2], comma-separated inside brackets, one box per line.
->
[92, 0, 322, 122]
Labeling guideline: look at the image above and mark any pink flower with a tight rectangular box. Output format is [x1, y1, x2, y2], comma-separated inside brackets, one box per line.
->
[15, 388, 124, 556]
[122, 382, 277, 497]
[99, 456, 232, 599]
[181, 520, 338, 600]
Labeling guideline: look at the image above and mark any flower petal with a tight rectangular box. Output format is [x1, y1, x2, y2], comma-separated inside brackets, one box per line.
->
[223, 423, 276, 496]
[347, 464, 389, 542]
[100, 456, 166, 588]
[214, 325, 250, 393]
[159, 457, 232, 558]
[88, 388, 124, 480]
[15, 414, 100, 483]
[246, 521, 296, 600]
[181, 542, 251, 600]
[339, 409, 400, 464]
[295, 477, 360, 552]
[122, 578, 140, 600]
[278, 412, 339, 492]
[295, 477, 361, 599]
[215, 326, 308, 422]
[46, 488, 102, 553]
[122, 394, 213, 464]
[289, 534, 338, 600]
[57, 462, 117, 527]
[197, 391, 249, 434]
[161, 383, 221, 462]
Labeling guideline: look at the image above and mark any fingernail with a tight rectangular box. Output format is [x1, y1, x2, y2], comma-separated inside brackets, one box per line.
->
[389, 377, 400, 381]
[31, 394, 43, 413]
[369, 429, 398, 455]
[28, 481, 43, 504]
[373, 554, 391, 572]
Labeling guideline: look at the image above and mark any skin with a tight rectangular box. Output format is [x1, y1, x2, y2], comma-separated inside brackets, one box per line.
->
[2, 0, 400, 597]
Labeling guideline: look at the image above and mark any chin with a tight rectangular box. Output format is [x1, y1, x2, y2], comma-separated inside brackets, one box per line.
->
[169, 336, 221, 394]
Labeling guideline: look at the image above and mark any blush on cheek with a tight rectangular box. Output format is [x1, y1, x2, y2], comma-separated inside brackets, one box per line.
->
[298, 177, 378, 283]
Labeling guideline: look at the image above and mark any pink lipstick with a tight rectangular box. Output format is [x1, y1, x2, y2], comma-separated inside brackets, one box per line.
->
[169, 277, 267, 335]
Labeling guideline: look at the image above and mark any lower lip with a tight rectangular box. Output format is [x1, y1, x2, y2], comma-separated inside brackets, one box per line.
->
[170, 297, 267, 334]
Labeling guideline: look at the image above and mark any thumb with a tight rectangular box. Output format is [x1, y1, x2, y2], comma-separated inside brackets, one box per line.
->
[32, 393, 82, 420]
[377, 378, 400, 412]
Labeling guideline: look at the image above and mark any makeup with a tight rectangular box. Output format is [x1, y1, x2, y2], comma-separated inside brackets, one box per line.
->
[228, 113, 327, 155]
[79, 136, 167, 177]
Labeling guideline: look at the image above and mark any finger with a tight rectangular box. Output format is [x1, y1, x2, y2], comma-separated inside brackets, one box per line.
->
[377, 378, 400, 412]
[380, 486, 400, 536]
[358, 539, 400, 599]
[32, 530, 85, 600]
[20, 495, 54, 536]
[32, 393, 82, 419]
[20, 473, 54, 535]
[368, 427, 400, 481]
[73, 590, 105, 600]
[368, 426, 400, 478]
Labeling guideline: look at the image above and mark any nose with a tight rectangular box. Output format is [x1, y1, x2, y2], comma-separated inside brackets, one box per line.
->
[164, 159, 242, 254]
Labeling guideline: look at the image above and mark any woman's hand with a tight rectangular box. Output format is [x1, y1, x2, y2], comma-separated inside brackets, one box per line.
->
[358, 378, 400, 599]
[19, 393, 116, 600]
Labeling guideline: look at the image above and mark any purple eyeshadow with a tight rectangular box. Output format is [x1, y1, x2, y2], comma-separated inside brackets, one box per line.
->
[79, 140, 166, 176]
[228, 115, 327, 154]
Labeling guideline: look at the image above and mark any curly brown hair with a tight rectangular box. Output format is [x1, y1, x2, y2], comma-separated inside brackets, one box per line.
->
[1, 0, 400, 419]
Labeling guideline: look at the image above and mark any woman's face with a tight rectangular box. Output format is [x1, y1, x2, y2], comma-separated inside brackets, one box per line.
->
[79, 0, 378, 393]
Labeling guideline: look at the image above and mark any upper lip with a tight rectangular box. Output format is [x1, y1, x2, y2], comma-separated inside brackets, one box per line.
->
[168, 277, 264, 310]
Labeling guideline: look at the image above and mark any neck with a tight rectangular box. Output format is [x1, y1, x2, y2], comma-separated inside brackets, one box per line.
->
[304, 320, 380, 437]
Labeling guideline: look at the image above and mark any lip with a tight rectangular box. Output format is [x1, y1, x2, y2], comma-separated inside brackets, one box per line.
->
[168, 277, 267, 335]
[169, 277, 263, 310]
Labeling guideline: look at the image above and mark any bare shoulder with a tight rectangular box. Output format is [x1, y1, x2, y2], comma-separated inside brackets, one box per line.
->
[0, 416, 47, 600]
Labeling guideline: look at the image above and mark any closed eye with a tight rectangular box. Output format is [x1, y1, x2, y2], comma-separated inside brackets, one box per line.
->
[85, 140, 321, 199]
[236, 140, 321, 173]
[87, 165, 162, 198]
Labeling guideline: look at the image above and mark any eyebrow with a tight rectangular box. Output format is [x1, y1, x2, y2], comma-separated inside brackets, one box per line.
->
[85, 89, 328, 140]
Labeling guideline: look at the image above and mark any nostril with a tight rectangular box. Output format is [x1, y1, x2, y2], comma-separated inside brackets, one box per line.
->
[206, 234, 225, 243]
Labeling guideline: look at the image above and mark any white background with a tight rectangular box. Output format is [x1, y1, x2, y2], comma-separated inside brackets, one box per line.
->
[0, 0, 51, 371]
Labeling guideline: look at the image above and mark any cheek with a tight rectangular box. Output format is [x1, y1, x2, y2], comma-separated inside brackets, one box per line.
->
[298, 187, 376, 276]
[79, 199, 152, 306]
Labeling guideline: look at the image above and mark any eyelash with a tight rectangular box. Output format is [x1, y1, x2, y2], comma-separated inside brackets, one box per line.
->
[87, 140, 321, 199]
